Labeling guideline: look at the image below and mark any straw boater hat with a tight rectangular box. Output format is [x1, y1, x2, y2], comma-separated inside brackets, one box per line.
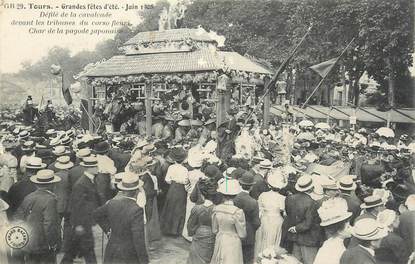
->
[66, 130, 74, 138]
[80, 156, 98, 167]
[295, 175, 314, 192]
[113, 172, 125, 186]
[55, 156, 74, 170]
[136, 139, 150, 149]
[117, 172, 142, 191]
[60, 136, 72, 146]
[337, 176, 357, 191]
[360, 195, 385, 209]
[26, 157, 47, 170]
[30, 169, 61, 184]
[49, 137, 61, 147]
[53, 146, 71, 156]
[351, 218, 388, 241]
[259, 159, 273, 169]
[19, 130, 30, 140]
[217, 179, 242, 195]
[22, 141, 35, 151]
[76, 148, 92, 159]
[318, 198, 352, 226]
[46, 129, 56, 137]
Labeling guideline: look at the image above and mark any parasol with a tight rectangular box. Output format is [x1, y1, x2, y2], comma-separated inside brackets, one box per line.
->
[375, 127, 395, 138]
[314, 122, 330, 130]
[298, 120, 314, 128]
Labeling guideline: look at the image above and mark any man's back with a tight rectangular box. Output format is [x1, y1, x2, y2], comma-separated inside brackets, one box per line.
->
[234, 191, 260, 245]
[399, 210, 415, 251]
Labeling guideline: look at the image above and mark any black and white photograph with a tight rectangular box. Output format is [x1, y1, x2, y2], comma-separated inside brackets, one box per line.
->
[0, 0, 414, 263]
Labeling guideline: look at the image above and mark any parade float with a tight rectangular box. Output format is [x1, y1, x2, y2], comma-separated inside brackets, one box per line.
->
[79, 22, 272, 135]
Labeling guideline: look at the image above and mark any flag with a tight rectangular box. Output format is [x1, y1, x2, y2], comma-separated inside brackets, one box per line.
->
[80, 99, 89, 130]
[61, 72, 73, 105]
[310, 57, 339, 78]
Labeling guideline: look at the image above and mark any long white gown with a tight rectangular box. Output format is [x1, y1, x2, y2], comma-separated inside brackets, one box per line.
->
[254, 191, 285, 262]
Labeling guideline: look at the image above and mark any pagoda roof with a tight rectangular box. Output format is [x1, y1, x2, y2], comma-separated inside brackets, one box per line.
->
[124, 28, 217, 45]
[84, 49, 272, 77]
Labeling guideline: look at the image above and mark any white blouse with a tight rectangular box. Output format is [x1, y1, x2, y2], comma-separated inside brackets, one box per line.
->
[313, 236, 345, 264]
[165, 163, 189, 185]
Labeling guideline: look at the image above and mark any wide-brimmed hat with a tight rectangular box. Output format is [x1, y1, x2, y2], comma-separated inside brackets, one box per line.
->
[66, 130, 74, 138]
[26, 157, 47, 170]
[352, 218, 388, 241]
[295, 175, 314, 192]
[178, 119, 191, 127]
[93, 141, 110, 154]
[46, 129, 56, 136]
[360, 195, 385, 209]
[55, 156, 74, 170]
[217, 179, 241, 195]
[30, 169, 61, 184]
[22, 140, 35, 151]
[19, 130, 30, 140]
[318, 197, 352, 226]
[136, 139, 150, 149]
[222, 167, 237, 179]
[267, 169, 287, 189]
[60, 136, 72, 145]
[112, 172, 125, 185]
[337, 176, 357, 191]
[49, 137, 61, 147]
[76, 148, 91, 159]
[204, 165, 221, 179]
[238, 172, 255, 185]
[80, 156, 98, 167]
[168, 147, 187, 163]
[52, 146, 71, 156]
[259, 159, 273, 169]
[117, 172, 142, 191]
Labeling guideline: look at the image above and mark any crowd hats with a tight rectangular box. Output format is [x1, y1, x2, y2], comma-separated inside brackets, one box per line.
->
[351, 218, 388, 241]
[49, 137, 61, 147]
[117, 172, 142, 191]
[203, 165, 222, 179]
[52, 146, 71, 156]
[238, 171, 255, 186]
[360, 195, 385, 209]
[318, 198, 352, 226]
[46, 129, 57, 137]
[93, 141, 110, 154]
[60, 136, 72, 146]
[178, 119, 191, 127]
[30, 169, 61, 184]
[337, 176, 357, 191]
[22, 140, 35, 151]
[26, 157, 46, 170]
[230, 168, 246, 180]
[80, 156, 98, 167]
[66, 130, 75, 138]
[168, 147, 187, 163]
[320, 177, 338, 191]
[295, 175, 314, 192]
[217, 179, 242, 195]
[55, 156, 74, 170]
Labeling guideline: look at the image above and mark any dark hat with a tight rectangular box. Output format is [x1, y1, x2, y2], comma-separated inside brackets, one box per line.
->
[230, 168, 246, 180]
[93, 141, 110, 154]
[238, 172, 255, 186]
[203, 165, 222, 179]
[167, 147, 187, 163]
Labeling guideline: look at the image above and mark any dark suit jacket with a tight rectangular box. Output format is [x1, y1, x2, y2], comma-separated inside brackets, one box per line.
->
[68, 165, 85, 187]
[15, 189, 61, 253]
[108, 149, 131, 173]
[69, 174, 100, 228]
[340, 245, 376, 264]
[339, 193, 361, 224]
[283, 192, 323, 247]
[95, 172, 112, 205]
[7, 179, 37, 219]
[399, 210, 415, 252]
[93, 196, 149, 264]
[233, 191, 260, 246]
[249, 171, 270, 200]
[54, 170, 71, 214]
[141, 173, 156, 221]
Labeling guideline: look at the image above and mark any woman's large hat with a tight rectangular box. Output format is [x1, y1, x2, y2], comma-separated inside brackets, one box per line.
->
[217, 179, 241, 195]
[295, 175, 314, 192]
[360, 195, 385, 209]
[168, 147, 187, 163]
[318, 198, 352, 226]
[26, 157, 47, 170]
[30, 169, 61, 184]
[267, 169, 287, 189]
[351, 218, 388, 241]
[55, 156, 74, 170]
[117, 172, 142, 191]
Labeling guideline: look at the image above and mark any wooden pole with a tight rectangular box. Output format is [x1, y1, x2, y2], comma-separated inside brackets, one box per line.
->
[263, 81, 271, 128]
[145, 84, 152, 138]
[87, 82, 94, 134]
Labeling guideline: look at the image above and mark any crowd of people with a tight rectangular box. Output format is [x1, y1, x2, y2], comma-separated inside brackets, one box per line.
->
[0, 97, 414, 264]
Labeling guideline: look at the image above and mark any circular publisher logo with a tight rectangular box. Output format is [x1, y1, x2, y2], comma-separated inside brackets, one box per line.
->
[5, 226, 29, 249]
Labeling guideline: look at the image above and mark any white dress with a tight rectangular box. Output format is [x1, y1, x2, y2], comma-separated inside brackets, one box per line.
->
[254, 191, 285, 262]
[182, 169, 206, 241]
[313, 236, 345, 264]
